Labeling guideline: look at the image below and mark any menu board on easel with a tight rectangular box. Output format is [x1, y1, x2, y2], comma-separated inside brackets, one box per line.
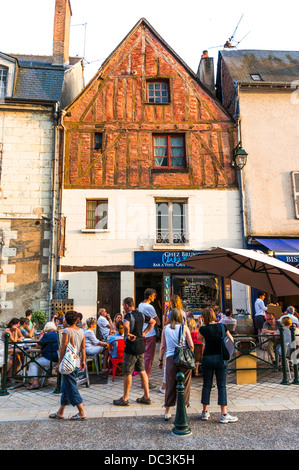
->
[173, 275, 220, 311]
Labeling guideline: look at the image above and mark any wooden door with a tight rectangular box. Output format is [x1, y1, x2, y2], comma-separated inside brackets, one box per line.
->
[97, 273, 121, 319]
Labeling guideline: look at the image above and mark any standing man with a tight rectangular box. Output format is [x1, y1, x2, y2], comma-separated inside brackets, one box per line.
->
[97, 308, 113, 341]
[254, 291, 267, 345]
[138, 288, 161, 390]
[113, 297, 156, 406]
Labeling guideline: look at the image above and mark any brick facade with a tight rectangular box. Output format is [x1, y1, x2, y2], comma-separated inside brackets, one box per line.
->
[63, 19, 237, 190]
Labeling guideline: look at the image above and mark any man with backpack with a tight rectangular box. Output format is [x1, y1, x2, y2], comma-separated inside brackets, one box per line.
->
[113, 297, 156, 406]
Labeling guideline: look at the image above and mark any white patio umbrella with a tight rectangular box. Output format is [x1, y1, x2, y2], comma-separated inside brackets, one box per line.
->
[181, 247, 299, 296]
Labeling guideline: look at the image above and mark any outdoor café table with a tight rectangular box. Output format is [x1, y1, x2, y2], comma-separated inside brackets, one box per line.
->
[19, 340, 41, 385]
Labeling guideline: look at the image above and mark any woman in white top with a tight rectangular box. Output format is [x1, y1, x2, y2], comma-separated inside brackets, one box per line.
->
[49, 311, 86, 421]
[159, 308, 194, 421]
[85, 317, 109, 370]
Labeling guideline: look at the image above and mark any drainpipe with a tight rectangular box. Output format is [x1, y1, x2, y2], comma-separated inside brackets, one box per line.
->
[56, 109, 67, 280]
[48, 102, 60, 320]
[234, 82, 247, 249]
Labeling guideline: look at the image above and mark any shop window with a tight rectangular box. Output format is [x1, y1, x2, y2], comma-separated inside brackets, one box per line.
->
[86, 200, 108, 229]
[173, 275, 221, 312]
[153, 135, 185, 168]
[147, 81, 169, 103]
[292, 171, 299, 218]
[156, 200, 187, 245]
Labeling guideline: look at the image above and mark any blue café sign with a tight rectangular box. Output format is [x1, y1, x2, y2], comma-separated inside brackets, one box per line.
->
[134, 251, 202, 269]
[276, 254, 299, 268]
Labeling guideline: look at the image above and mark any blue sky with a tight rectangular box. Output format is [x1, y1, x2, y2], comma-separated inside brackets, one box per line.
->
[1, 0, 299, 83]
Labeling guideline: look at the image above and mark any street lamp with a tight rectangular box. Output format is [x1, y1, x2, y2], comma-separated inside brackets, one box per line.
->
[232, 142, 248, 169]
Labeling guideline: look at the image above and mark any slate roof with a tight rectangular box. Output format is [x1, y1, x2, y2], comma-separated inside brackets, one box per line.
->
[219, 49, 299, 85]
[4, 54, 81, 102]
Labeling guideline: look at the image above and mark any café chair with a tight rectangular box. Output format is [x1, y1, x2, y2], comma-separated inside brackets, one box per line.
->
[86, 353, 102, 375]
[107, 338, 125, 382]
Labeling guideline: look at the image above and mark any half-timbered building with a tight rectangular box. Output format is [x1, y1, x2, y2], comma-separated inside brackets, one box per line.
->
[58, 19, 247, 320]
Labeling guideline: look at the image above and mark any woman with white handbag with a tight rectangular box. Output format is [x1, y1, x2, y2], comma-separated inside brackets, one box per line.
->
[49, 311, 87, 421]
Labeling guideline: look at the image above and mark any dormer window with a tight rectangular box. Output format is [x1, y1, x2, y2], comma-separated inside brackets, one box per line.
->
[0, 53, 18, 98]
[0, 67, 8, 97]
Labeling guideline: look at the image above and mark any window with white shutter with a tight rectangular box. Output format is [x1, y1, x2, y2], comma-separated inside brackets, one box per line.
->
[292, 172, 299, 219]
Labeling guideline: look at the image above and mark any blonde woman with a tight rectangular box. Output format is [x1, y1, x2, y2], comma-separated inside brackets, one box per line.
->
[164, 294, 186, 326]
[198, 307, 237, 424]
[159, 308, 194, 421]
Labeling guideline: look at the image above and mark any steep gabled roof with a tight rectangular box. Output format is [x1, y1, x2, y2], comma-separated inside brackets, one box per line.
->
[218, 49, 299, 86]
[65, 18, 232, 120]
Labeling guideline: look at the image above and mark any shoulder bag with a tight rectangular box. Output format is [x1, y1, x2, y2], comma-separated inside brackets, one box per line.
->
[220, 323, 234, 361]
[59, 328, 78, 375]
[173, 324, 196, 370]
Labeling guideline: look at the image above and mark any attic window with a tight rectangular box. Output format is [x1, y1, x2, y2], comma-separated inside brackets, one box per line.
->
[0, 67, 8, 97]
[250, 74, 262, 81]
[147, 80, 170, 103]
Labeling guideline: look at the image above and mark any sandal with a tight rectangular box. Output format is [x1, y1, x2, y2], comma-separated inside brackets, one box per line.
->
[49, 413, 64, 420]
[136, 396, 151, 405]
[69, 413, 86, 421]
[27, 384, 39, 390]
[113, 397, 130, 406]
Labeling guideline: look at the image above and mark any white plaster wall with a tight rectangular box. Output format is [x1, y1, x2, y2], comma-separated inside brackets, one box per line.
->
[240, 90, 299, 236]
[58, 271, 98, 321]
[0, 110, 54, 217]
[61, 188, 243, 267]
[121, 271, 135, 309]
[231, 281, 251, 314]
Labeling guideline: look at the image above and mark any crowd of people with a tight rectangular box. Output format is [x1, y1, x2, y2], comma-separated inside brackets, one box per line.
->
[1, 291, 298, 423]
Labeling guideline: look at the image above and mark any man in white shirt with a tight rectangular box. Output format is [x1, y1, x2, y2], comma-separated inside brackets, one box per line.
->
[254, 291, 267, 344]
[97, 308, 113, 342]
[279, 306, 299, 327]
[219, 309, 237, 325]
[138, 288, 161, 390]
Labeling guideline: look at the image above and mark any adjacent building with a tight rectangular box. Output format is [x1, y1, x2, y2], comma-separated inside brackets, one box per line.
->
[216, 49, 299, 311]
[0, 0, 83, 325]
[58, 19, 246, 321]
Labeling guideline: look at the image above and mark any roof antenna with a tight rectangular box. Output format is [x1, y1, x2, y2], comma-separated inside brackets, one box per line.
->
[207, 14, 250, 52]
[71, 22, 87, 62]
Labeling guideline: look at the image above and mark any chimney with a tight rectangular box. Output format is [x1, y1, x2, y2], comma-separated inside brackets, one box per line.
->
[53, 0, 72, 66]
[197, 50, 215, 95]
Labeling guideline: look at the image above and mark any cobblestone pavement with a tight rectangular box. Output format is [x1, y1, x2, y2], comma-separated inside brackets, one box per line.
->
[1, 347, 298, 423]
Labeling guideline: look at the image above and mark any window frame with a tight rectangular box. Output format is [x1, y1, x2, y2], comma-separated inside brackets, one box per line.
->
[155, 199, 188, 246]
[147, 79, 170, 104]
[94, 132, 103, 152]
[152, 134, 186, 169]
[0, 66, 8, 98]
[86, 199, 108, 230]
[292, 171, 299, 219]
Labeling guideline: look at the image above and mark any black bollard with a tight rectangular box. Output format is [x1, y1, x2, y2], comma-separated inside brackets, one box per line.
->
[290, 325, 299, 385]
[0, 333, 10, 396]
[279, 326, 290, 385]
[172, 372, 192, 436]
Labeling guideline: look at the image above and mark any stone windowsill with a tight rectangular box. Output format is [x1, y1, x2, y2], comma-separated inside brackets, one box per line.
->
[81, 229, 110, 233]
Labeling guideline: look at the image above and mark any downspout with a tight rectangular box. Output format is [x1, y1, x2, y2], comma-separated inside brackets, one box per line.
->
[234, 82, 247, 249]
[56, 109, 67, 280]
[48, 102, 60, 320]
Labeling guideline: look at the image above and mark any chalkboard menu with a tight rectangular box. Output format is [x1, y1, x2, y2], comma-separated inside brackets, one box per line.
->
[173, 275, 221, 311]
